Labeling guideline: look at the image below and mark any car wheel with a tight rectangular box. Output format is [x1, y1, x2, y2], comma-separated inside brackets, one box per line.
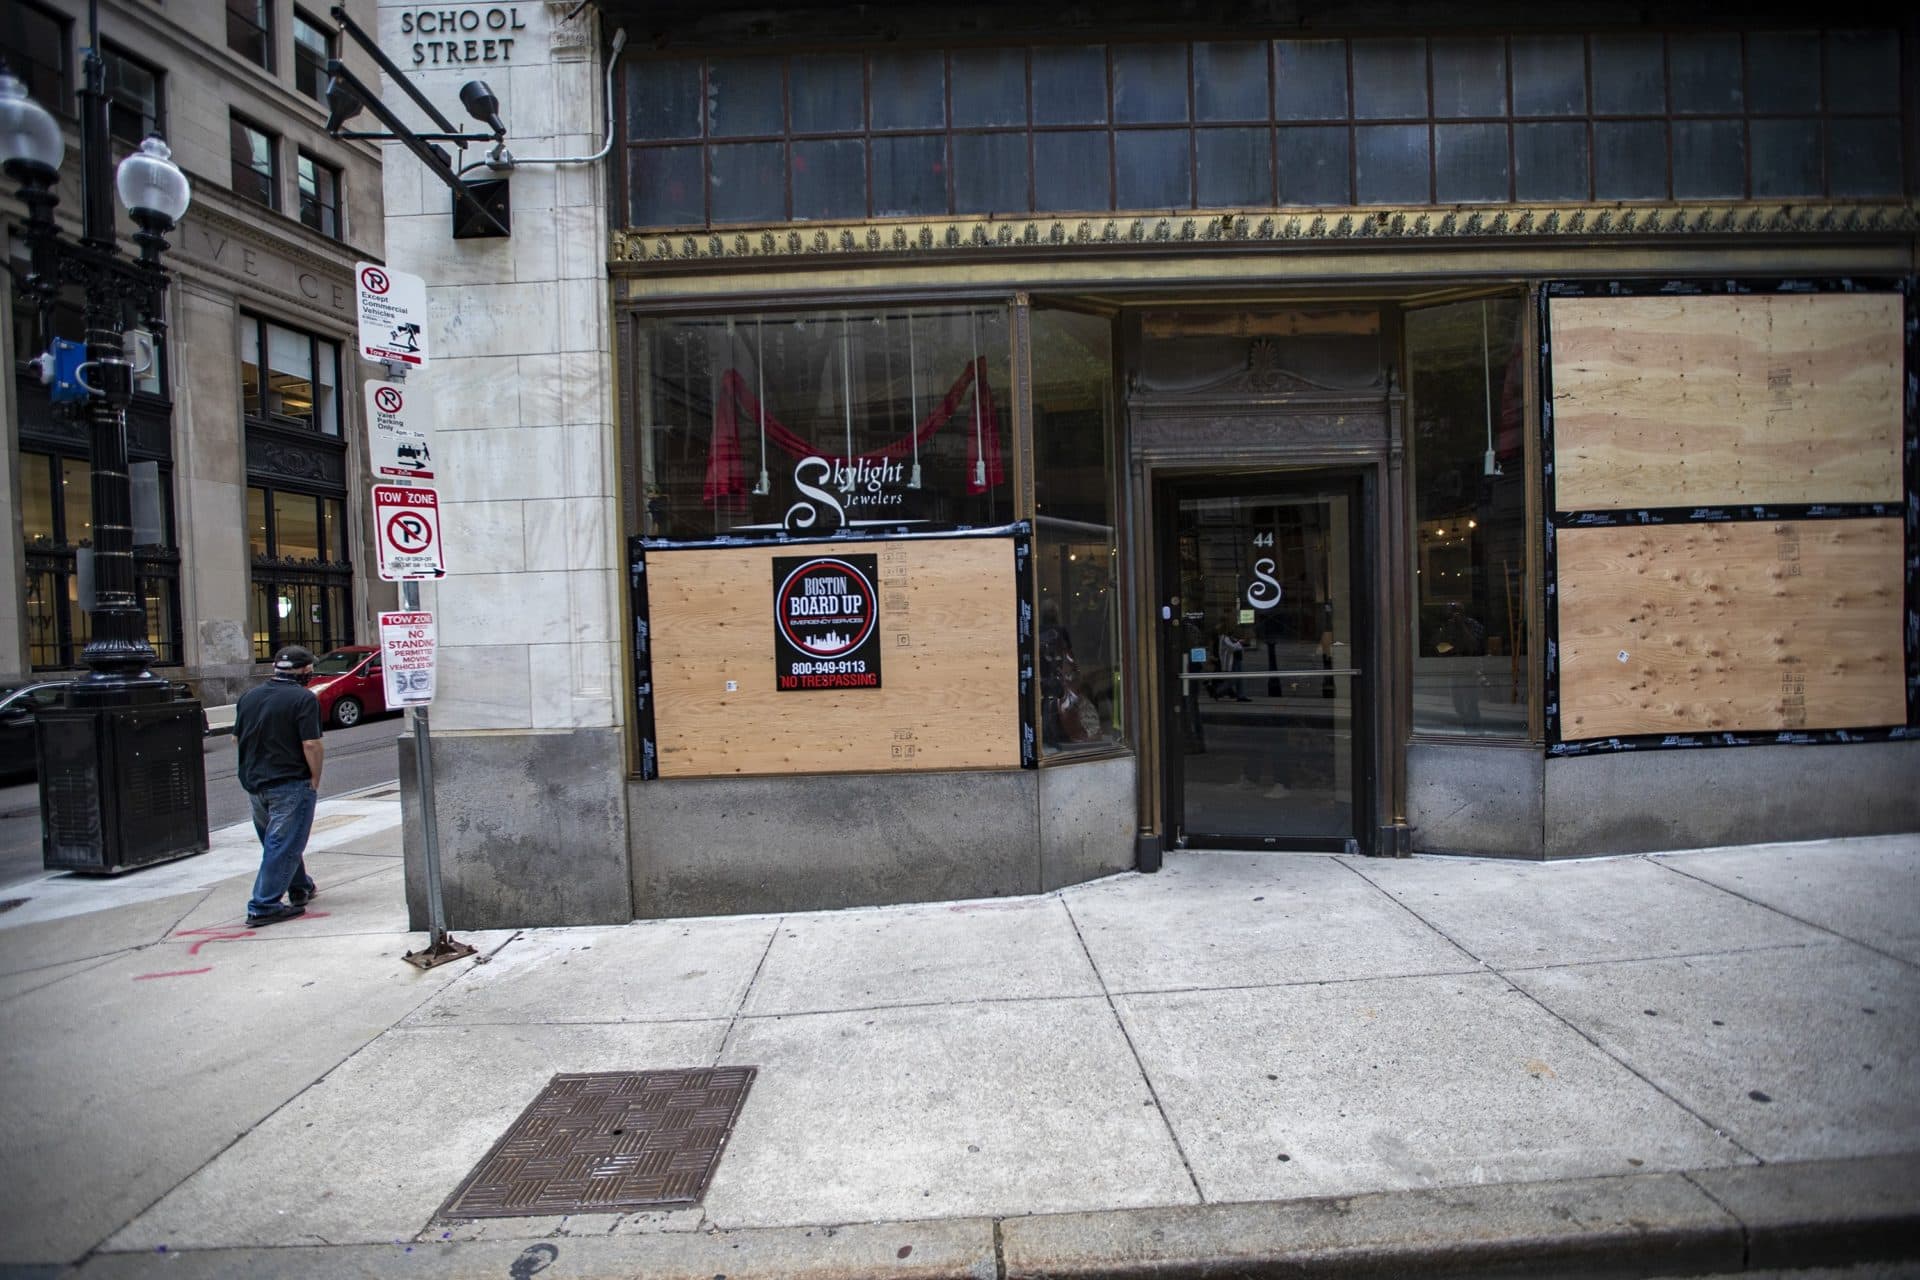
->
[332, 696, 363, 728]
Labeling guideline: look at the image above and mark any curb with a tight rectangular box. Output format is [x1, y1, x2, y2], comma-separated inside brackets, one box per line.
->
[61, 1155, 1920, 1279]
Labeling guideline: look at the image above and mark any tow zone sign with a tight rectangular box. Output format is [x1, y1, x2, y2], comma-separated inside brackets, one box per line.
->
[373, 485, 445, 581]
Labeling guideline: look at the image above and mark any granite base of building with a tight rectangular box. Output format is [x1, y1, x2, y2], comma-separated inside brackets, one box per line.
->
[1407, 740, 1547, 858]
[1542, 739, 1920, 857]
[630, 754, 1138, 919]
[1409, 737, 1920, 860]
[401, 728, 632, 930]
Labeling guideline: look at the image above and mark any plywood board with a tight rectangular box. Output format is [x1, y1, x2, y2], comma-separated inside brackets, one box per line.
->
[647, 537, 1020, 776]
[1556, 519, 1905, 740]
[1550, 293, 1902, 511]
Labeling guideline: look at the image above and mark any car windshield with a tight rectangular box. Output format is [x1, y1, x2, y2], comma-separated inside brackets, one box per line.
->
[312, 652, 366, 675]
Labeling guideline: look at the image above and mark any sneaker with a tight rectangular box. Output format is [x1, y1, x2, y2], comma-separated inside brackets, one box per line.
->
[246, 903, 306, 927]
[289, 884, 318, 908]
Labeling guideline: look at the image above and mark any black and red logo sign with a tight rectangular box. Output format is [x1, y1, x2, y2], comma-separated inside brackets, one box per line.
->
[772, 554, 882, 691]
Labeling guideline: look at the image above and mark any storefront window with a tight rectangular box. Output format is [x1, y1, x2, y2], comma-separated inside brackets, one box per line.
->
[1406, 298, 1528, 737]
[634, 305, 1012, 541]
[20, 451, 181, 668]
[1033, 310, 1123, 753]
[249, 484, 352, 660]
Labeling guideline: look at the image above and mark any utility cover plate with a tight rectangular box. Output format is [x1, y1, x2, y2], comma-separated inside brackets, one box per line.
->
[439, 1068, 756, 1219]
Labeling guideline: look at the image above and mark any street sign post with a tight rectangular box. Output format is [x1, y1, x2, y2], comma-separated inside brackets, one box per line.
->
[356, 264, 468, 970]
[377, 610, 437, 707]
[355, 261, 430, 366]
[373, 484, 446, 581]
[365, 379, 437, 483]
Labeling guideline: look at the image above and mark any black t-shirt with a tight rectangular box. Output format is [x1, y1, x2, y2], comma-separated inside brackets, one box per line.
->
[234, 677, 323, 793]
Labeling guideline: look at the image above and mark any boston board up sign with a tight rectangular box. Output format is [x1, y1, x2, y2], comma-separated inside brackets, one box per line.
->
[355, 262, 429, 366]
[772, 554, 881, 691]
[377, 611, 437, 706]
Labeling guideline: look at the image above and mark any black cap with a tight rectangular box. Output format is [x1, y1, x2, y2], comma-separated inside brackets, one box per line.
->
[273, 645, 317, 672]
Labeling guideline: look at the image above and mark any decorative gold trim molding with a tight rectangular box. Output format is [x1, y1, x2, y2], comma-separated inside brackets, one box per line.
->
[611, 202, 1918, 270]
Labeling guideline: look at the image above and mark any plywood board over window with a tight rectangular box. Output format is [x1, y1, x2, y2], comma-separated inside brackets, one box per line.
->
[1556, 518, 1905, 740]
[1549, 293, 1903, 511]
[645, 536, 1020, 776]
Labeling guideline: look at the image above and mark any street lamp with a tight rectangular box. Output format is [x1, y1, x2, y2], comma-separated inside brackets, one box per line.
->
[2, 50, 207, 872]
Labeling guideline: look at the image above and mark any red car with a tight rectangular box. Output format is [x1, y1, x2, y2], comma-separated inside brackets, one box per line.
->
[307, 645, 390, 728]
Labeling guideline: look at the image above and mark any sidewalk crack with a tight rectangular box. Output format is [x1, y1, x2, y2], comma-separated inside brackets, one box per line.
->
[1650, 858, 1920, 971]
[1060, 897, 1205, 1206]
[716, 917, 783, 1067]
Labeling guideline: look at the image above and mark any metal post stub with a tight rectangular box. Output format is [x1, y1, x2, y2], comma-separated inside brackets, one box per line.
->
[403, 934, 477, 969]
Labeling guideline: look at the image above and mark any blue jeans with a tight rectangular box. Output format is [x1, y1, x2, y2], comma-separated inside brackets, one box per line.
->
[248, 779, 318, 917]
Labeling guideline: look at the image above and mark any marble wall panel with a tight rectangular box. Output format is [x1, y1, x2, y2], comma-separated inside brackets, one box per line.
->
[437, 571, 573, 646]
[440, 501, 528, 576]
[436, 427, 569, 502]
[432, 643, 533, 732]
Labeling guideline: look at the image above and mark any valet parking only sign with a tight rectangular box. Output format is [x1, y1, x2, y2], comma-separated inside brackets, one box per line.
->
[772, 555, 882, 691]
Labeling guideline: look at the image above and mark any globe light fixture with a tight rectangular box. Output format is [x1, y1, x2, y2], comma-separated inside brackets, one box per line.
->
[0, 71, 65, 176]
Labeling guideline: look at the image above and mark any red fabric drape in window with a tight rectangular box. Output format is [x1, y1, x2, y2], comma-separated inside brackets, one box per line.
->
[703, 358, 1005, 504]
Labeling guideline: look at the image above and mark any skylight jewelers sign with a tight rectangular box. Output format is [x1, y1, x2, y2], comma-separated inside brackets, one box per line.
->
[772, 555, 882, 691]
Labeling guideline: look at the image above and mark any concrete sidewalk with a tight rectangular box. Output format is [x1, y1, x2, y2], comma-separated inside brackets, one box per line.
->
[0, 799, 1915, 1278]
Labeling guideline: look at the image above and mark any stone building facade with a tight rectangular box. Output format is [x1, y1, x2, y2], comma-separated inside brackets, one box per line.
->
[384, 1, 1917, 929]
[3, 0, 390, 704]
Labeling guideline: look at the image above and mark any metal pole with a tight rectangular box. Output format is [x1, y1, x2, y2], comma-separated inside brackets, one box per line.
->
[386, 363, 470, 969]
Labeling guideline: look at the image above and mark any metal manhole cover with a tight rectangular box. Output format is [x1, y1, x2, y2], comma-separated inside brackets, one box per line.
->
[439, 1067, 756, 1219]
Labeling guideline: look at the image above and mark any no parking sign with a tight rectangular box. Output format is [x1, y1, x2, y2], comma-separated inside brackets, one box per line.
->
[373, 485, 446, 581]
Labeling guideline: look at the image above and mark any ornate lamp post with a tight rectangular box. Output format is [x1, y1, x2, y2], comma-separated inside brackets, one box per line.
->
[3, 51, 207, 872]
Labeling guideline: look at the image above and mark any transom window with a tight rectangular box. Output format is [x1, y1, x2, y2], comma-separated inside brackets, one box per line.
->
[620, 28, 1903, 227]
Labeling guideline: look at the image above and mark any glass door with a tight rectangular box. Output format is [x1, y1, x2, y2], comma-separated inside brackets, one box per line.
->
[1163, 474, 1371, 851]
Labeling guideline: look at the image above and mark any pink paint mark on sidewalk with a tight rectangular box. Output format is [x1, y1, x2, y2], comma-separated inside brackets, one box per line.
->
[174, 926, 256, 955]
[134, 967, 213, 980]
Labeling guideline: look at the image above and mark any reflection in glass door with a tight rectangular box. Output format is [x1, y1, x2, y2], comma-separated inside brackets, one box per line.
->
[1166, 477, 1369, 851]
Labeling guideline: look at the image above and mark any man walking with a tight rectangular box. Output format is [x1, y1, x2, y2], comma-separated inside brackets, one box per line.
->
[235, 645, 325, 926]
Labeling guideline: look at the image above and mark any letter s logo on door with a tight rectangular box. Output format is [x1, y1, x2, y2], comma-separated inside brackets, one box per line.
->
[1246, 558, 1282, 610]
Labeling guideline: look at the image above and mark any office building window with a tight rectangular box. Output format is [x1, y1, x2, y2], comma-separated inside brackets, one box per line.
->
[230, 115, 278, 209]
[227, 0, 273, 71]
[1, 1, 69, 113]
[241, 314, 341, 434]
[293, 10, 334, 102]
[248, 486, 353, 660]
[297, 152, 341, 238]
[102, 44, 163, 154]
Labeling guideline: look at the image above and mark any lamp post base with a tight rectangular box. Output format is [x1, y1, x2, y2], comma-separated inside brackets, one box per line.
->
[37, 700, 209, 873]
